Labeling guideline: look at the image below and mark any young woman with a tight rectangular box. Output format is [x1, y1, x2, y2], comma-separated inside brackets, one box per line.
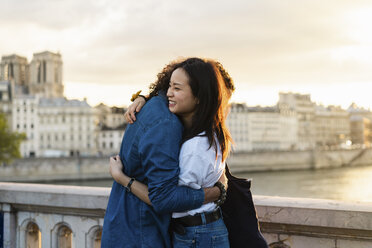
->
[110, 58, 234, 247]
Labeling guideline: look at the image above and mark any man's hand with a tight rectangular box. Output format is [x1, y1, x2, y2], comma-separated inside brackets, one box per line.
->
[124, 97, 146, 124]
[109, 155, 124, 182]
[203, 170, 228, 204]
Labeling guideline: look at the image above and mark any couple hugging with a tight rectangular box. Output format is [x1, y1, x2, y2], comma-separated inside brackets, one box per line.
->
[101, 57, 267, 248]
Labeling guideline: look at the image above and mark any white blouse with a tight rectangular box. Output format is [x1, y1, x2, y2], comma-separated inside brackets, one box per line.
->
[172, 132, 225, 218]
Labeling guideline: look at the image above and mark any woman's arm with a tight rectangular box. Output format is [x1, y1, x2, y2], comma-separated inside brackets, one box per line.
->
[124, 96, 147, 124]
[109, 155, 152, 205]
[109, 155, 224, 206]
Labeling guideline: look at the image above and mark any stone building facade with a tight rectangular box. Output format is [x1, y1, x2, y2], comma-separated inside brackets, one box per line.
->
[28, 51, 64, 98]
[0, 54, 28, 87]
[278, 92, 316, 150]
[348, 103, 372, 148]
[11, 95, 39, 157]
[97, 124, 126, 156]
[227, 103, 298, 152]
[315, 105, 351, 148]
[38, 98, 97, 157]
[0, 51, 126, 158]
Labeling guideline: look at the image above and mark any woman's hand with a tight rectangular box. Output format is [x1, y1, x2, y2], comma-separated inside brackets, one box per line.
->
[124, 97, 146, 124]
[109, 155, 125, 182]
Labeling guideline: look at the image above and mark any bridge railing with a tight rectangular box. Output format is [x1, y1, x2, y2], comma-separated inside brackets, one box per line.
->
[1, 182, 372, 248]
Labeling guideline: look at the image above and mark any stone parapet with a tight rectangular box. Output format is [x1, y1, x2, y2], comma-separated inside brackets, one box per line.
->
[255, 196, 372, 247]
[0, 183, 109, 248]
[1, 182, 372, 247]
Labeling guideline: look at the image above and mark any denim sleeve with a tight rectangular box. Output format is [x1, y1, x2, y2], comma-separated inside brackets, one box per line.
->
[138, 119, 205, 214]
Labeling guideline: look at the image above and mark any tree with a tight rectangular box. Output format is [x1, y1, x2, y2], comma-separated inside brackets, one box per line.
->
[0, 112, 26, 164]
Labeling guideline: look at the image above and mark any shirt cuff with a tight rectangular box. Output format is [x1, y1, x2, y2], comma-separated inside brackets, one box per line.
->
[192, 188, 205, 207]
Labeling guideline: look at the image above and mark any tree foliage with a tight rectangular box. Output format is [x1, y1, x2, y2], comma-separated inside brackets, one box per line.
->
[0, 112, 26, 164]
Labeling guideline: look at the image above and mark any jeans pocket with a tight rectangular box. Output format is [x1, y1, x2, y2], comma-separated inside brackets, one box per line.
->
[212, 233, 230, 248]
[173, 232, 196, 248]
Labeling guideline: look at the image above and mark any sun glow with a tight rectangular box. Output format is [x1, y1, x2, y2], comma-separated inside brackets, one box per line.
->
[345, 7, 372, 44]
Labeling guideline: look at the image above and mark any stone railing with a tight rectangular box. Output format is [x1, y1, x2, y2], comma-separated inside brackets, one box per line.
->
[1, 182, 372, 248]
[0, 183, 109, 248]
[256, 196, 372, 247]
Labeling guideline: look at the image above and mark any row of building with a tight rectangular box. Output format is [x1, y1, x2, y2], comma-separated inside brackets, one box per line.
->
[1, 51, 371, 157]
[228, 93, 372, 152]
[0, 51, 127, 158]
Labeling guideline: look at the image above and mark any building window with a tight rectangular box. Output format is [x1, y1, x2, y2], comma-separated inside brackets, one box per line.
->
[43, 60, 47, 82]
[26, 222, 41, 248]
[9, 63, 14, 78]
[37, 61, 41, 83]
[58, 226, 72, 248]
[94, 229, 102, 248]
[54, 62, 59, 83]
[3, 64, 8, 80]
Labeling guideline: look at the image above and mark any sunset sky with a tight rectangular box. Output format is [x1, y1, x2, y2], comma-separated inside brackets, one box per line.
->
[1, 0, 372, 108]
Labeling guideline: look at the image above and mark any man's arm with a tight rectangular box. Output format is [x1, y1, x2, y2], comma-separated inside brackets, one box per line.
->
[138, 118, 223, 214]
[110, 155, 223, 206]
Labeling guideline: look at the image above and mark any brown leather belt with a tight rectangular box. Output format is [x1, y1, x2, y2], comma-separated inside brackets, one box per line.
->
[171, 208, 222, 227]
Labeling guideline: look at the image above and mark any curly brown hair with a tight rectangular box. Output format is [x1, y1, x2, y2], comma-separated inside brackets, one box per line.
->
[147, 57, 235, 160]
[149, 58, 235, 99]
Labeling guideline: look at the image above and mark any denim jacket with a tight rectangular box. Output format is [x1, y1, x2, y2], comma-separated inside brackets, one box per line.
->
[101, 93, 205, 248]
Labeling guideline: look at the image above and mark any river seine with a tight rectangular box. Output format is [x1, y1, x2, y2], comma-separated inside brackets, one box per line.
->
[56, 165, 372, 203]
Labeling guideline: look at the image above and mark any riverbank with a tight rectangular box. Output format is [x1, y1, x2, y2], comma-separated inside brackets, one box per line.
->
[228, 148, 372, 172]
[1, 148, 372, 182]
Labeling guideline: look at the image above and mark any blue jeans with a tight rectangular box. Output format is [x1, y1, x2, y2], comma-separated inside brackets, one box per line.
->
[172, 212, 230, 248]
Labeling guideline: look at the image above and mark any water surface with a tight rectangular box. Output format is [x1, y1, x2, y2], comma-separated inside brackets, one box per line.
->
[53, 165, 372, 203]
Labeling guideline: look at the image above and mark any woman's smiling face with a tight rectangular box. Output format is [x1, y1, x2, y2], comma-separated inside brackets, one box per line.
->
[167, 68, 199, 127]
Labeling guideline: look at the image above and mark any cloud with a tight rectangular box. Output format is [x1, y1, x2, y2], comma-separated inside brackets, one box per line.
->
[1, 0, 372, 89]
[0, 0, 106, 29]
